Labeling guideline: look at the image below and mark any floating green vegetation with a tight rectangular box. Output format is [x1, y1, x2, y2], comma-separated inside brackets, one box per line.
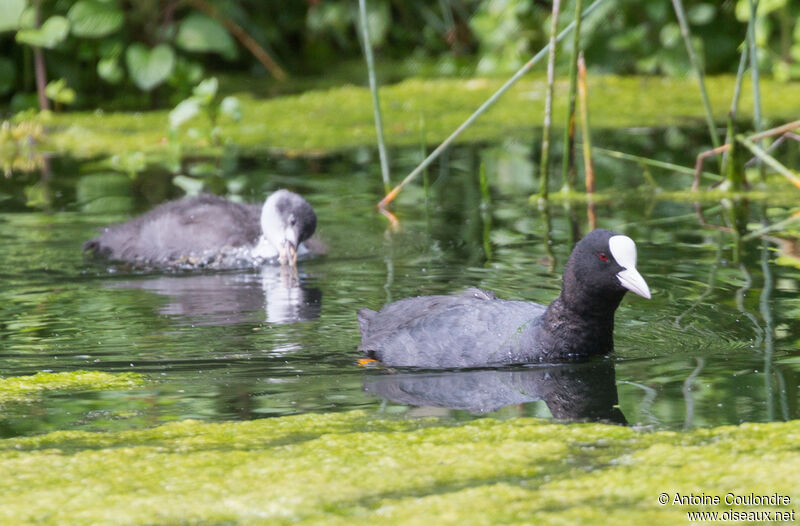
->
[0, 120, 46, 176]
[0, 371, 145, 406]
[41, 75, 800, 159]
[1, 410, 798, 525]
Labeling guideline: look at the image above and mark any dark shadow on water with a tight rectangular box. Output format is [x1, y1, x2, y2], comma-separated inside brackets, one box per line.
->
[105, 266, 322, 325]
[364, 359, 626, 424]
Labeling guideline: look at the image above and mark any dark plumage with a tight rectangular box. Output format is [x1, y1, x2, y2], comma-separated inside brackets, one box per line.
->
[84, 190, 317, 268]
[358, 229, 651, 368]
[364, 360, 626, 423]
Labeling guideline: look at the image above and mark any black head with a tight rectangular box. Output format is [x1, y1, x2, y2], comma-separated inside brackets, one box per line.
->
[560, 229, 651, 313]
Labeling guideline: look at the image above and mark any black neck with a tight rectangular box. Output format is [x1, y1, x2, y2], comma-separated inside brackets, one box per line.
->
[535, 289, 623, 361]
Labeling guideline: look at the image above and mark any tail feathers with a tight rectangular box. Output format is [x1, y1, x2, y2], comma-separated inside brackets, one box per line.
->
[459, 287, 497, 300]
[356, 308, 377, 337]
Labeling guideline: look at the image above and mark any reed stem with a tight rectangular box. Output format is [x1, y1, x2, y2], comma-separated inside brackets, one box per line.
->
[593, 147, 721, 180]
[747, 0, 764, 181]
[560, 0, 585, 192]
[479, 161, 492, 260]
[539, 0, 562, 199]
[670, 0, 720, 149]
[721, 42, 748, 176]
[577, 52, 595, 229]
[377, 0, 607, 210]
[32, 0, 49, 111]
[736, 134, 800, 189]
[358, 0, 391, 193]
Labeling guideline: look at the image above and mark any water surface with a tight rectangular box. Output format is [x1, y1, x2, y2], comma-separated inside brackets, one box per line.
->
[1, 128, 798, 437]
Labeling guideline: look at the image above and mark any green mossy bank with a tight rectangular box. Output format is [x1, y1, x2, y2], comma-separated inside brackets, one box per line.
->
[44, 75, 800, 159]
[1, 410, 798, 525]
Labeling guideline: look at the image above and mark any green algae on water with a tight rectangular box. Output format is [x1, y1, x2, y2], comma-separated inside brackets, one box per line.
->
[0, 410, 797, 525]
[41, 75, 800, 160]
[0, 371, 145, 406]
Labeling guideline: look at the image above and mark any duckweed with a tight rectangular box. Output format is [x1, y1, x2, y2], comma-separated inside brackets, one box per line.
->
[0, 371, 145, 406]
[1, 411, 797, 525]
[44, 75, 800, 159]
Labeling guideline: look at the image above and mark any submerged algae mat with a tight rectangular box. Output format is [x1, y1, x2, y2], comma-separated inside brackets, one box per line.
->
[1, 411, 798, 525]
[0, 371, 144, 406]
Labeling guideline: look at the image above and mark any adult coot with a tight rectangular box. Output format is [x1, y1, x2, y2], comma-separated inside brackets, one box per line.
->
[357, 229, 651, 368]
[84, 190, 317, 268]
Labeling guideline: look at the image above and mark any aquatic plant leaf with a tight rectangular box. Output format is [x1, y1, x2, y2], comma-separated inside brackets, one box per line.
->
[0, 0, 26, 33]
[45, 78, 76, 105]
[220, 96, 242, 122]
[97, 56, 123, 84]
[169, 98, 200, 129]
[687, 4, 716, 25]
[125, 43, 175, 91]
[67, 0, 124, 38]
[172, 175, 204, 196]
[16, 15, 70, 49]
[191, 77, 218, 102]
[109, 151, 146, 177]
[735, 0, 787, 20]
[76, 172, 133, 213]
[175, 13, 237, 60]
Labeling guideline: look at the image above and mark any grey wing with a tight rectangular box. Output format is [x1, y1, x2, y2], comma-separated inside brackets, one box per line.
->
[134, 201, 259, 259]
[360, 298, 545, 368]
[85, 197, 261, 263]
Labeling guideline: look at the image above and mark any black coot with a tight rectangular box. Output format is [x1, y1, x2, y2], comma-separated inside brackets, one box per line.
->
[84, 190, 317, 267]
[357, 229, 651, 368]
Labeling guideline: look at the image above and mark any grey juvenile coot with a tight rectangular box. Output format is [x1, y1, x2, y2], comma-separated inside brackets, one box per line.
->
[357, 229, 651, 368]
[84, 190, 317, 267]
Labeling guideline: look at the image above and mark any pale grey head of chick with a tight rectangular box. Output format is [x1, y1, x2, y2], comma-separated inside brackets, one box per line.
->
[254, 189, 316, 265]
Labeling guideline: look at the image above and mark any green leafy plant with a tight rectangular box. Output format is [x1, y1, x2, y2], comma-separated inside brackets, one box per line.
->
[166, 77, 243, 194]
[735, 0, 800, 81]
[168, 77, 241, 145]
[0, 0, 246, 109]
[44, 79, 76, 109]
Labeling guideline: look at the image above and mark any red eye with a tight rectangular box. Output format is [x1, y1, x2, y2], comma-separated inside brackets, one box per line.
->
[598, 253, 609, 262]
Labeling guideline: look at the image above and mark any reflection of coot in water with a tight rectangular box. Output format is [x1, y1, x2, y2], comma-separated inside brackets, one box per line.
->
[106, 266, 321, 325]
[364, 359, 626, 424]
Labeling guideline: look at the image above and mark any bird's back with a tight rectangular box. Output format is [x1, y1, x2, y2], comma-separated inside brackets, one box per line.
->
[84, 195, 261, 264]
[358, 294, 546, 368]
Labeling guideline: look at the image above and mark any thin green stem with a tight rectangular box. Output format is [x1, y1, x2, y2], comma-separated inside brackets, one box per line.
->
[358, 0, 391, 193]
[747, 0, 764, 181]
[736, 134, 800, 188]
[479, 161, 492, 261]
[539, 0, 562, 199]
[577, 52, 596, 229]
[730, 44, 749, 120]
[670, 0, 720, 149]
[577, 52, 593, 193]
[378, 0, 607, 209]
[742, 211, 800, 241]
[592, 146, 721, 180]
[759, 236, 775, 420]
[560, 0, 585, 192]
[722, 41, 748, 175]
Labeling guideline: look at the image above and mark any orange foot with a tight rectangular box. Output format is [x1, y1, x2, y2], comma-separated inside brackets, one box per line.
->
[358, 358, 379, 367]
